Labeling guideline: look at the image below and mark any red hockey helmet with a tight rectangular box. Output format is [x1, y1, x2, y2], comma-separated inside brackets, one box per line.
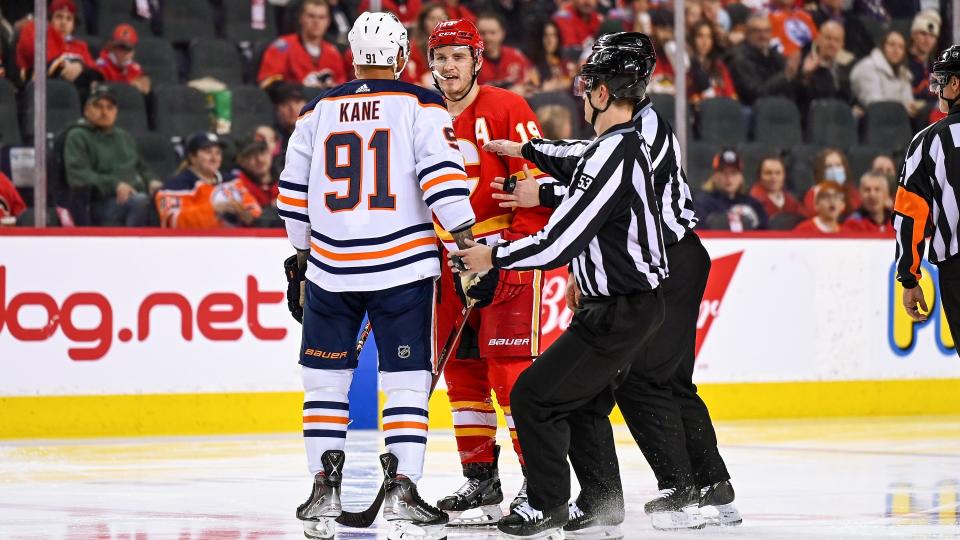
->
[427, 19, 484, 60]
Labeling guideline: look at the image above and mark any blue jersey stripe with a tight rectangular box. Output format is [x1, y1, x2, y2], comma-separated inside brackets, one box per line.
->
[303, 429, 348, 438]
[418, 160, 466, 181]
[310, 223, 436, 248]
[279, 209, 309, 223]
[382, 407, 429, 418]
[385, 435, 428, 445]
[308, 250, 438, 275]
[279, 180, 309, 192]
[425, 188, 470, 207]
[303, 401, 351, 411]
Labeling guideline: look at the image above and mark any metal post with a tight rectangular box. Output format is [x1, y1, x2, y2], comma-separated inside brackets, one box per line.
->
[673, 0, 687, 171]
[33, 0, 48, 228]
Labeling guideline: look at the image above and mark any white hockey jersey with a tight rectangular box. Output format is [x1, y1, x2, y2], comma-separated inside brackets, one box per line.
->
[278, 79, 475, 292]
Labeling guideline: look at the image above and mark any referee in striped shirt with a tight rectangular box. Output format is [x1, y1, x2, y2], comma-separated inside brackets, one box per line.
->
[486, 32, 740, 529]
[451, 45, 667, 538]
[895, 44, 960, 354]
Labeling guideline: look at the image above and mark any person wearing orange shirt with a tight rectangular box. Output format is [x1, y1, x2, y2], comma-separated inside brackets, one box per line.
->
[768, 0, 817, 58]
[257, 0, 346, 91]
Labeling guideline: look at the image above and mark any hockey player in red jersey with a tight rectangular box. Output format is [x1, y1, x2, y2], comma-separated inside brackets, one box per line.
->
[427, 18, 554, 526]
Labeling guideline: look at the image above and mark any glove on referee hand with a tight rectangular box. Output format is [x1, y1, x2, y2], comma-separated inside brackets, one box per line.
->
[283, 254, 307, 324]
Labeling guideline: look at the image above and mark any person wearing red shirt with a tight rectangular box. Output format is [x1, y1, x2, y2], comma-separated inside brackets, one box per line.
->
[427, 19, 554, 525]
[552, 0, 602, 49]
[794, 180, 844, 234]
[768, 0, 818, 58]
[841, 170, 894, 235]
[475, 12, 530, 89]
[15, 0, 99, 87]
[749, 156, 808, 218]
[803, 148, 860, 218]
[96, 24, 150, 94]
[233, 139, 279, 208]
[688, 20, 737, 103]
[257, 0, 346, 90]
[0, 172, 26, 226]
[356, 0, 422, 25]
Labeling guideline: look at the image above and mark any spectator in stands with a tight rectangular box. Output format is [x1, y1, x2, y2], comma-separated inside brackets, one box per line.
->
[696, 148, 768, 230]
[749, 155, 808, 219]
[476, 12, 531, 90]
[871, 154, 897, 178]
[257, 0, 346, 91]
[233, 139, 282, 227]
[63, 86, 154, 226]
[768, 0, 817, 58]
[442, 0, 476, 23]
[728, 13, 798, 106]
[271, 83, 306, 170]
[793, 180, 846, 234]
[15, 0, 101, 92]
[808, 0, 874, 59]
[794, 21, 853, 111]
[528, 20, 576, 93]
[324, 0, 354, 49]
[95, 24, 150, 95]
[155, 132, 262, 229]
[688, 19, 737, 105]
[647, 8, 680, 95]
[358, 0, 421, 25]
[0, 171, 26, 226]
[841, 170, 893, 234]
[850, 30, 921, 116]
[907, 10, 941, 105]
[406, 3, 449, 87]
[803, 148, 861, 216]
[535, 104, 574, 139]
[606, 0, 653, 34]
[552, 0, 602, 51]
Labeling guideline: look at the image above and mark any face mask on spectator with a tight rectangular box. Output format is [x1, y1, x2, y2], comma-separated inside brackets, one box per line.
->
[825, 165, 846, 184]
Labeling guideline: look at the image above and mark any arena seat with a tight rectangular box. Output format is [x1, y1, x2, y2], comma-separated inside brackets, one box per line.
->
[863, 101, 912, 153]
[135, 132, 180, 181]
[807, 98, 856, 149]
[223, 0, 278, 44]
[698, 97, 747, 146]
[189, 39, 245, 85]
[23, 80, 81, 141]
[737, 142, 779, 186]
[0, 79, 22, 146]
[230, 86, 274, 138]
[753, 96, 802, 148]
[137, 37, 179, 84]
[786, 144, 822, 197]
[151, 84, 211, 138]
[162, 0, 216, 44]
[105, 82, 149, 134]
[685, 140, 719, 191]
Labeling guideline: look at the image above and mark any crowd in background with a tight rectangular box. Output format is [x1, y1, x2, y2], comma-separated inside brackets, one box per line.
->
[0, 0, 950, 233]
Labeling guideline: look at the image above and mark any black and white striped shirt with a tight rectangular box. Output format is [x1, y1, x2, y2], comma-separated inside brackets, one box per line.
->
[528, 97, 697, 247]
[893, 107, 960, 288]
[492, 120, 668, 296]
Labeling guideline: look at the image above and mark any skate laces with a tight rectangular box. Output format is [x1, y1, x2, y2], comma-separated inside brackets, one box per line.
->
[569, 502, 584, 520]
[454, 477, 481, 498]
[657, 488, 677, 498]
[513, 501, 543, 522]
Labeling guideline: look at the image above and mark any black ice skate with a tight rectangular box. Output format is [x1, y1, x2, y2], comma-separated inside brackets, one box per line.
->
[437, 445, 504, 526]
[509, 476, 527, 512]
[496, 501, 568, 539]
[296, 450, 344, 539]
[380, 452, 449, 540]
[698, 480, 742, 526]
[563, 501, 623, 539]
[644, 485, 705, 530]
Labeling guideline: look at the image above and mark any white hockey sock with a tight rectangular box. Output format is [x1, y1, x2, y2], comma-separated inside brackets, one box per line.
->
[301, 367, 354, 476]
[381, 370, 431, 483]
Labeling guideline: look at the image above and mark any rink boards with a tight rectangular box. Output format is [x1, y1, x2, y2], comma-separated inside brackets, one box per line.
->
[0, 230, 957, 438]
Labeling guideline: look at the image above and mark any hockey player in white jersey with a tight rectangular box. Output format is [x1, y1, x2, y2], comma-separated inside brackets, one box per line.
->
[277, 11, 476, 540]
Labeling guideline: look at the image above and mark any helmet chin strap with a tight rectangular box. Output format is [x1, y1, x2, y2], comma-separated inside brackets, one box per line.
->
[586, 91, 612, 127]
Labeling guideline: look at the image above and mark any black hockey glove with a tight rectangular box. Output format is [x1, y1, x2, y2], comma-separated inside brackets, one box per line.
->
[454, 268, 500, 309]
[283, 253, 307, 324]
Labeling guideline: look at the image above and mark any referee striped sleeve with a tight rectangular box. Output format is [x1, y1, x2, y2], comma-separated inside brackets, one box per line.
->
[522, 139, 590, 185]
[893, 127, 936, 288]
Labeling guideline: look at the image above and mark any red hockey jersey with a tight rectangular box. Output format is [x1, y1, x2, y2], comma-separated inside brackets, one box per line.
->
[96, 50, 145, 83]
[436, 86, 552, 247]
[477, 46, 531, 87]
[257, 34, 346, 88]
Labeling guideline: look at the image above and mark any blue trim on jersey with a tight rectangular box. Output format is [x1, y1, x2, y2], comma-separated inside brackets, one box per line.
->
[311, 222, 435, 248]
[300, 79, 446, 115]
[383, 407, 429, 417]
[278, 209, 310, 223]
[303, 400, 351, 411]
[425, 188, 470, 207]
[385, 435, 428, 445]
[279, 180, 308, 193]
[303, 429, 348, 438]
[418, 160, 466, 181]
[308, 250, 438, 275]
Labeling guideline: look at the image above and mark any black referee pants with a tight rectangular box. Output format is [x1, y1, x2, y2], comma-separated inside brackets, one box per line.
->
[510, 288, 665, 513]
[938, 254, 960, 359]
[614, 232, 731, 490]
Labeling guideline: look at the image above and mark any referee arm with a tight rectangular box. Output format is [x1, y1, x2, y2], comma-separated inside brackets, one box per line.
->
[893, 128, 936, 321]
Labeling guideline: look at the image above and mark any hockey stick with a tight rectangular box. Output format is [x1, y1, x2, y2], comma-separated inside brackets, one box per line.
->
[335, 303, 474, 528]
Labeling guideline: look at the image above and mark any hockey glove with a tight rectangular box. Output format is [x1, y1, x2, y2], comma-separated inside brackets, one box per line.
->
[463, 268, 500, 308]
[283, 253, 307, 324]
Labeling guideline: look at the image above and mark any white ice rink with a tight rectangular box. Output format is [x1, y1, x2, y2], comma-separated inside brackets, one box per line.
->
[2, 416, 960, 540]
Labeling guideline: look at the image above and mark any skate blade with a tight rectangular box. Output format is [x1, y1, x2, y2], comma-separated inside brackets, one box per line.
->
[498, 528, 564, 540]
[447, 504, 503, 527]
[649, 506, 705, 530]
[564, 524, 622, 539]
[301, 517, 337, 539]
[388, 520, 448, 540]
[700, 503, 742, 526]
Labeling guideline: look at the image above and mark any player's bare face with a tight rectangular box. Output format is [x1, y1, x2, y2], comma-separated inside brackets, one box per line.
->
[431, 46, 476, 99]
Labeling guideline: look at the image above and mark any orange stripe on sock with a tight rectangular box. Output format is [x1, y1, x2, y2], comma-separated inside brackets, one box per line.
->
[383, 421, 429, 431]
[303, 415, 350, 424]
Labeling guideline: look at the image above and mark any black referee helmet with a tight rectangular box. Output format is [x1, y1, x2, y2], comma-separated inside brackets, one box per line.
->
[930, 45, 960, 106]
[575, 34, 656, 124]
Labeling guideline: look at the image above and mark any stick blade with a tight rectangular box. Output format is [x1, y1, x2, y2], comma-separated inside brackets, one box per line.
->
[334, 484, 385, 528]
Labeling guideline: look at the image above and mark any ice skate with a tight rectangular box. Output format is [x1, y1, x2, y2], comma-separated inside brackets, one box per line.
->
[380, 452, 449, 540]
[497, 500, 567, 539]
[509, 477, 528, 512]
[438, 445, 505, 526]
[698, 480, 742, 526]
[563, 502, 623, 539]
[296, 450, 345, 539]
[644, 486, 705, 530]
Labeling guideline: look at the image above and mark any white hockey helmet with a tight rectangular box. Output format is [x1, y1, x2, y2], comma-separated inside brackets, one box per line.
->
[349, 11, 409, 76]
